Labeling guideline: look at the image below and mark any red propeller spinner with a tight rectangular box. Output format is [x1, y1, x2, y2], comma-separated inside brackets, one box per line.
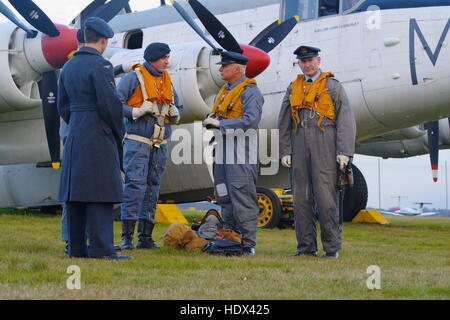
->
[41, 24, 78, 69]
[240, 44, 271, 78]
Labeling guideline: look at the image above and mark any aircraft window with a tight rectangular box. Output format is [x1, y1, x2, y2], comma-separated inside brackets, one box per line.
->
[280, 0, 318, 21]
[124, 29, 143, 49]
[340, 0, 364, 12]
[299, 0, 318, 20]
[318, 0, 340, 17]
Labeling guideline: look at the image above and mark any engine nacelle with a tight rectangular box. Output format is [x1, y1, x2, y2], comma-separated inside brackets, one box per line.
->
[110, 42, 225, 123]
[356, 118, 450, 158]
[0, 22, 77, 113]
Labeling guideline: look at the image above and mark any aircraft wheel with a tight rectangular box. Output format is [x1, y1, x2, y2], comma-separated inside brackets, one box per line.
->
[257, 186, 282, 229]
[343, 164, 368, 222]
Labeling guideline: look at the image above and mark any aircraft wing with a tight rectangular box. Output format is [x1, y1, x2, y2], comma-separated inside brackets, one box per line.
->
[418, 212, 438, 216]
[379, 210, 404, 216]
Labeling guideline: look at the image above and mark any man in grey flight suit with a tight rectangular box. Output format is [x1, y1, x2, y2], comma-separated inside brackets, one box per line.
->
[117, 42, 183, 250]
[203, 51, 264, 256]
[278, 46, 356, 258]
[58, 17, 129, 259]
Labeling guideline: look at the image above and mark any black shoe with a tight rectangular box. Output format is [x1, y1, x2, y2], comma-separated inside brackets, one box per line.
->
[322, 252, 339, 259]
[121, 220, 136, 250]
[113, 245, 122, 251]
[136, 220, 160, 249]
[92, 253, 131, 260]
[290, 251, 318, 257]
[64, 241, 68, 255]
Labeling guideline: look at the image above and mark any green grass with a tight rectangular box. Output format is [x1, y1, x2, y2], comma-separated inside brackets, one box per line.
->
[0, 209, 449, 300]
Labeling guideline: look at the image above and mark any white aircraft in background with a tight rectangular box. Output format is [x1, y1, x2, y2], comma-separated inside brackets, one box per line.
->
[0, 0, 449, 227]
[381, 202, 438, 216]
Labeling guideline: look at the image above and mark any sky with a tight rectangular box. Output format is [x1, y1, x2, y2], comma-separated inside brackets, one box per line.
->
[1, 1, 449, 210]
[355, 151, 450, 210]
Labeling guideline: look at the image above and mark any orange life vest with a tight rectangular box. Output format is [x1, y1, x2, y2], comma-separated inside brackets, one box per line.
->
[289, 72, 336, 131]
[212, 78, 257, 119]
[127, 63, 173, 108]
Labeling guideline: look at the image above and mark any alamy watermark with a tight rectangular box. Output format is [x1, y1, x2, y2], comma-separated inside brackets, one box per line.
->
[169, 122, 280, 176]
[366, 265, 381, 290]
[66, 265, 81, 290]
[366, 5, 381, 30]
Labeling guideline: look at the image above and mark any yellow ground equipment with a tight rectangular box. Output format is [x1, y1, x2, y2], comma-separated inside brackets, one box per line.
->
[352, 209, 389, 225]
[155, 204, 189, 225]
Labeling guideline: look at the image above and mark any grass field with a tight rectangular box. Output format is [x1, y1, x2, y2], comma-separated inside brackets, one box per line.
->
[0, 208, 449, 300]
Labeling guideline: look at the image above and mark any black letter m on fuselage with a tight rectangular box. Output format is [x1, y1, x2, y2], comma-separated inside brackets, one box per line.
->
[410, 18, 450, 85]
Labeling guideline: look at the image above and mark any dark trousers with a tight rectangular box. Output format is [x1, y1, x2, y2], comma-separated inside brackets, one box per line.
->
[67, 202, 115, 257]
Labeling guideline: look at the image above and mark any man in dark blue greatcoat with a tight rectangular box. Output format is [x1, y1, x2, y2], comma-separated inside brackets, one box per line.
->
[57, 17, 129, 260]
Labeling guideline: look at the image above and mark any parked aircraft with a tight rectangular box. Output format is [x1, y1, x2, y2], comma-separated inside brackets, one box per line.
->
[381, 202, 438, 216]
[0, 0, 449, 226]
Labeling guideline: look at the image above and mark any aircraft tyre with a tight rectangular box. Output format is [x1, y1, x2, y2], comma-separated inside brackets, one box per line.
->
[343, 164, 368, 222]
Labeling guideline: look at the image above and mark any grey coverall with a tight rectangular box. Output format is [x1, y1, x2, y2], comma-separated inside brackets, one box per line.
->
[213, 76, 264, 249]
[278, 74, 356, 254]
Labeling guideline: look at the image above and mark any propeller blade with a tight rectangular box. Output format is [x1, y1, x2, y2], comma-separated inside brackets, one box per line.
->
[8, 0, 59, 37]
[425, 121, 439, 182]
[248, 20, 280, 47]
[171, 0, 219, 52]
[188, 0, 242, 53]
[0, 1, 37, 37]
[75, 0, 106, 25]
[38, 71, 61, 169]
[90, 0, 130, 23]
[124, 2, 132, 13]
[251, 16, 299, 53]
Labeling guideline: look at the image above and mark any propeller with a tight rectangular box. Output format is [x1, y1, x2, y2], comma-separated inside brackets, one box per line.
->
[0, 1, 37, 37]
[188, 0, 242, 53]
[171, 0, 299, 77]
[1, 0, 130, 169]
[249, 16, 300, 53]
[171, 0, 220, 52]
[248, 20, 280, 48]
[38, 72, 61, 169]
[424, 121, 440, 182]
[7, 0, 60, 37]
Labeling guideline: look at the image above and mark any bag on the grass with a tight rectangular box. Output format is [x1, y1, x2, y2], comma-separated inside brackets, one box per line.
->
[202, 239, 243, 256]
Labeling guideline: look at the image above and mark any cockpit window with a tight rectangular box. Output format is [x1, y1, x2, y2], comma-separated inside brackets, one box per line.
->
[297, 0, 319, 20]
[280, 0, 318, 21]
[318, 0, 339, 16]
[341, 0, 365, 13]
[280, 0, 364, 21]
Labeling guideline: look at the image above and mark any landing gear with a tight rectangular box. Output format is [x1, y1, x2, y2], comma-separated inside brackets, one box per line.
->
[256, 164, 368, 228]
[256, 187, 282, 229]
